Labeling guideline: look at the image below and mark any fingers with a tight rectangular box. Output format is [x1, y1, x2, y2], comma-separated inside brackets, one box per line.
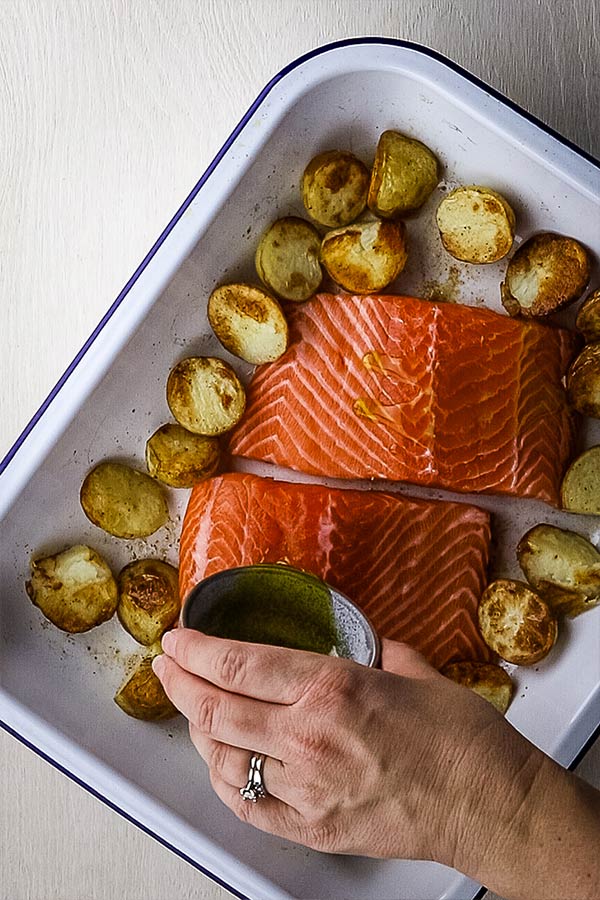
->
[380, 639, 439, 680]
[153, 653, 290, 758]
[188, 724, 292, 803]
[208, 769, 316, 848]
[160, 628, 328, 704]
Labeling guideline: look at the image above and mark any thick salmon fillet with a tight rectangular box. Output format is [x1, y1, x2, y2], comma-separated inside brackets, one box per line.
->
[229, 294, 578, 504]
[179, 473, 492, 669]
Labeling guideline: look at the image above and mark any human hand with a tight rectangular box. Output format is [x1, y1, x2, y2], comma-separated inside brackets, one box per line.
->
[151, 630, 539, 869]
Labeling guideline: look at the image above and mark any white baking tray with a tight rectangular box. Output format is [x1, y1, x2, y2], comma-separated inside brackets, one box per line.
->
[1, 38, 599, 900]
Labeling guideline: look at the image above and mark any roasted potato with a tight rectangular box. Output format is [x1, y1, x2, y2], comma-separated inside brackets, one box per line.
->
[501, 232, 590, 317]
[302, 151, 370, 227]
[114, 643, 178, 721]
[561, 447, 600, 515]
[576, 289, 600, 344]
[255, 218, 322, 302]
[80, 462, 169, 539]
[320, 219, 407, 293]
[517, 524, 600, 618]
[435, 186, 515, 264]
[368, 130, 440, 218]
[478, 579, 557, 665]
[145, 423, 220, 488]
[441, 661, 514, 714]
[26, 545, 117, 633]
[208, 283, 288, 363]
[567, 343, 600, 418]
[117, 559, 180, 645]
[166, 357, 246, 436]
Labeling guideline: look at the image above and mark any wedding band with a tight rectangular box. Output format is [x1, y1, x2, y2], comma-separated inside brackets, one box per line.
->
[240, 753, 267, 802]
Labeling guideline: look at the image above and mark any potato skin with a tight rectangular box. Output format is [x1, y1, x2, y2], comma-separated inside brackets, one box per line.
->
[166, 357, 246, 436]
[320, 219, 407, 293]
[576, 289, 600, 344]
[302, 151, 370, 227]
[117, 559, 180, 645]
[255, 218, 322, 303]
[436, 186, 515, 264]
[114, 644, 178, 721]
[80, 462, 169, 539]
[208, 283, 289, 362]
[517, 524, 600, 618]
[441, 662, 514, 714]
[146, 424, 220, 488]
[368, 130, 440, 217]
[501, 232, 591, 317]
[478, 579, 557, 665]
[26, 545, 118, 633]
[567, 343, 600, 418]
[561, 447, 600, 515]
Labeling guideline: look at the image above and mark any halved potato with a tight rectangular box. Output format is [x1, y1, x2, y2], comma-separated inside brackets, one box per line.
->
[441, 662, 514, 714]
[517, 524, 600, 618]
[561, 447, 600, 515]
[255, 218, 322, 302]
[208, 283, 288, 363]
[80, 463, 169, 539]
[368, 130, 440, 218]
[117, 559, 180, 645]
[501, 232, 591, 317]
[302, 151, 370, 227]
[114, 643, 178, 721]
[576, 289, 600, 343]
[478, 579, 558, 665]
[320, 219, 407, 293]
[26, 545, 117, 633]
[567, 343, 600, 418]
[146, 423, 220, 488]
[166, 357, 245, 436]
[436, 186, 515, 264]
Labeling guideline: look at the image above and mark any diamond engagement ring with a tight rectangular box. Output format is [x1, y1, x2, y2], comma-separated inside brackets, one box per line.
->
[240, 753, 267, 802]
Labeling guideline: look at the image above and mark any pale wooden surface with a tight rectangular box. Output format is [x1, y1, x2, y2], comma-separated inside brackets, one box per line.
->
[1, 2, 599, 898]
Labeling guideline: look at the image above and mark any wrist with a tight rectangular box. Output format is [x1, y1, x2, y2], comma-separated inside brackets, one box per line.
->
[448, 730, 600, 900]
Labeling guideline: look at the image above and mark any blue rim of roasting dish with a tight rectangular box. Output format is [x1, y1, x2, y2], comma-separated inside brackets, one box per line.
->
[2, 38, 599, 900]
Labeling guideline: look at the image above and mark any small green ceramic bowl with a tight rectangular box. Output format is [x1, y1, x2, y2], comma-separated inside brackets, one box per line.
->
[181, 564, 380, 667]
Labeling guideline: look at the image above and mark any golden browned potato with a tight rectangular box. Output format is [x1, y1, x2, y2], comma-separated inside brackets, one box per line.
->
[478, 579, 557, 665]
[208, 283, 288, 363]
[561, 447, 600, 515]
[117, 559, 180, 645]
[255, 218, 322, 302]
[368, 130, 440, 218]
[302, 151, 370, 227]
[567, 343, 600, 418]
[435, 186, 515, 264]
[26, 545, 117, 633]
[166, 357, 245, 436]
[80, 462, 169, 539]
[114, 643, 178, 721]
[441, 661, 514, 714]
[517, 524, 600, 618]
[320, 219, 407, 293]
[576, 289, 600, 343]
[146, 423, 220, 488]
[501, 232, 591, 317]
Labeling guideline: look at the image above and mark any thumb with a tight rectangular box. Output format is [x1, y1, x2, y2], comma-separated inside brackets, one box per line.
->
[380, 639, 439, 681]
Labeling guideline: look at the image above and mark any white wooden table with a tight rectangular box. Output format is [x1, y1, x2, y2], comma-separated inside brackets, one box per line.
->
[1, 3, 598, 898]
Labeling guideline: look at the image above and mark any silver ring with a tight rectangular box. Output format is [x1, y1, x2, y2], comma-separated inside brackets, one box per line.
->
[240, 753, 267, 802]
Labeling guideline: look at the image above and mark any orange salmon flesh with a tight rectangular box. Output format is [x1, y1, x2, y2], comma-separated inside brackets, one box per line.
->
[179, 473, 492, 669]
[229, 294, 579, 504]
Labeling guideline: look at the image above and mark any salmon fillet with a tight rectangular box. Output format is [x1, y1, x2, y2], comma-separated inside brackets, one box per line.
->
[179, 473, 492, 669]
[229, 294, 578, 504]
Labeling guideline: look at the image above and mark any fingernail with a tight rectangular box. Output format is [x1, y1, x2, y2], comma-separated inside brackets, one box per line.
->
[162, 630, 176, 654]
[152, 654, 166, 677]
